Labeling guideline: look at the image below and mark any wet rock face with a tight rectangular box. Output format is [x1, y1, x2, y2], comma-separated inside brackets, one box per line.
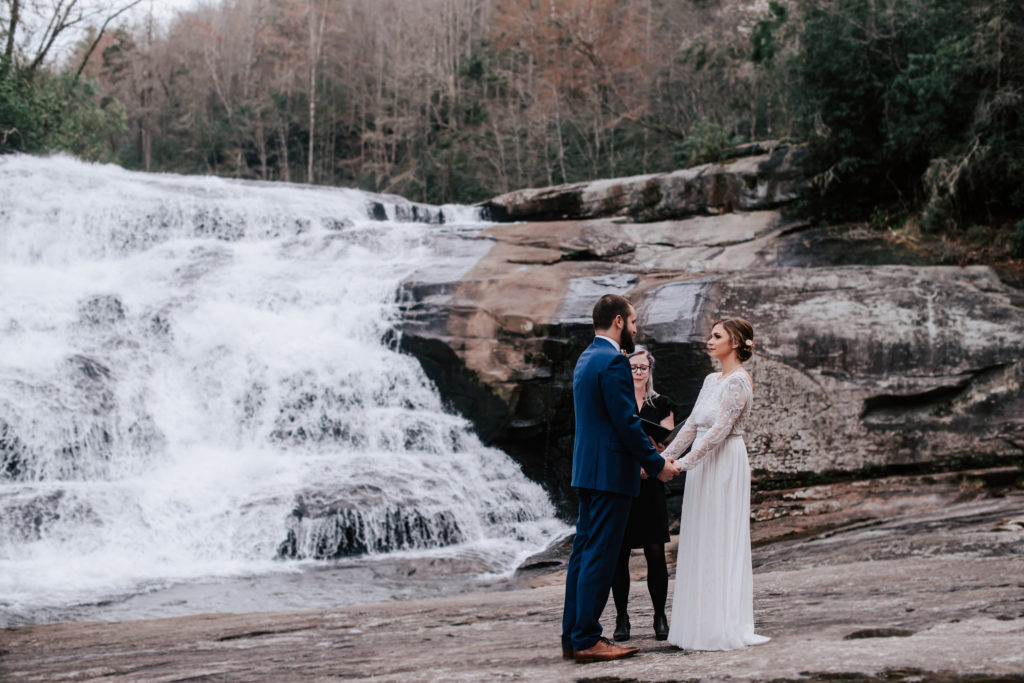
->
[0, 488, 101, 544]
[77, 295, 126, 328]
[277, 491, 464, 559]
[1, 354, 123, 482]
[1, 420, 27, 479]
[367, 200, 447, 224]
[398, 148, 1024, 517]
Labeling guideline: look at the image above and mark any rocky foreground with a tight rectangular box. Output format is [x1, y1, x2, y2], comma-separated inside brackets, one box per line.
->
[2, 469, 1022, 682]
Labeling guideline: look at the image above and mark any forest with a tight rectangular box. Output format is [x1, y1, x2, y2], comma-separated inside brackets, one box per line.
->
[1, 0, 1023, 254]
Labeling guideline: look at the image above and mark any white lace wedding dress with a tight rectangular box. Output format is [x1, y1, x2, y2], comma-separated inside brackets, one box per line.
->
[661, 369, 770, 650]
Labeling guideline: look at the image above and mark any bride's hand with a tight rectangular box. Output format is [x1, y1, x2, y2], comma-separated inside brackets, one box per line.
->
[656, 457, 682, 482]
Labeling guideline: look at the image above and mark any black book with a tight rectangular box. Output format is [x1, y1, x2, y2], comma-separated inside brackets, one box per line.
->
[640, 418, 675, 445]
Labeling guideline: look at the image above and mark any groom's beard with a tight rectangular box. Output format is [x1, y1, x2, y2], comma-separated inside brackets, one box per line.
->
[620, 328, 636, 354]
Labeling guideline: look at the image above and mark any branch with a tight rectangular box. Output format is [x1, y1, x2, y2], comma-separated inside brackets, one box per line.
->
[75, 0, 145, 77]
[29, 0, 82, 74]
[1, 125, 21, 146]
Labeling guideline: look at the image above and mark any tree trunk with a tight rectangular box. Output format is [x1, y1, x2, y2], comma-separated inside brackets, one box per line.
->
[307, 58, 316, 183]
[2, 0, 20, 77]
[142, 126, 151, 172]
[306, 1, 327, 184]
[278, 123, 290, 182]
[256, 113, 268, 180]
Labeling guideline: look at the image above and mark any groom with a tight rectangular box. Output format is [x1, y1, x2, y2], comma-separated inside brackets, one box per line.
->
[561, 294, 681, 663]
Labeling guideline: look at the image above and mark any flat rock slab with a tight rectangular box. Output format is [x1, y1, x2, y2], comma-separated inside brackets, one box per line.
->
[2, 490, 1022, 682]
[480, 146, 806, 222]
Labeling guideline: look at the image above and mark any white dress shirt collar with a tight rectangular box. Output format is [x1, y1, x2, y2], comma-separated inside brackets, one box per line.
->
[594, 334, 620, 352]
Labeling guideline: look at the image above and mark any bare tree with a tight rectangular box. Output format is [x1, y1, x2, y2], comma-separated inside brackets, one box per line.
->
[0, 0, 141, 78]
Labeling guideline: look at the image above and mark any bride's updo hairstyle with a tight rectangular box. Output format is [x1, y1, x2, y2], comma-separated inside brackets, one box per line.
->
[714, 317, 755, 362]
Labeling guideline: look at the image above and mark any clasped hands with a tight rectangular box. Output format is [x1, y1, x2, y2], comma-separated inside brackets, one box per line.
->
[640, 437, 684, 481]
[655, 456, 683, 482]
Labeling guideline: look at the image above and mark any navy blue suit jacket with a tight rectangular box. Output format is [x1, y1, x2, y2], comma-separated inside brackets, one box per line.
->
[571, 338, 666, 496]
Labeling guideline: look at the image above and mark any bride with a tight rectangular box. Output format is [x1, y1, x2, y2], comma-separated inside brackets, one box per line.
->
[661, 317, 770, 651]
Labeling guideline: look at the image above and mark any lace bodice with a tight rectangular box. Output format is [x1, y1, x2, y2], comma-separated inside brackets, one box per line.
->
[662, 370, 753, 470]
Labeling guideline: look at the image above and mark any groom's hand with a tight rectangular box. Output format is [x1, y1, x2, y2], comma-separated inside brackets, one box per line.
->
[656, 457, 682, 482]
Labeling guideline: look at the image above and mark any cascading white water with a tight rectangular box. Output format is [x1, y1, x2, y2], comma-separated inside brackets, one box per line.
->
[0, 155, 567, 626]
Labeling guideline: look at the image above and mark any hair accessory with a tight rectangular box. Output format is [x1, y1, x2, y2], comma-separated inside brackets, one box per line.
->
[745, 339, 753, 346]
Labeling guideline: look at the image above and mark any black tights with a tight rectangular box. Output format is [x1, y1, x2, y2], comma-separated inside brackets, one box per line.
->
[611, 541, 668, 617]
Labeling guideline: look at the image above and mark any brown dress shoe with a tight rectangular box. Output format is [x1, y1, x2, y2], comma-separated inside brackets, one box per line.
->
[562, 648, 574, 660]
[573, 637, 639, 663]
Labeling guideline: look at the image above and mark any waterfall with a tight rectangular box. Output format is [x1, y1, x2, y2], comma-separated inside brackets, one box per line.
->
[0, 155, 566, 625]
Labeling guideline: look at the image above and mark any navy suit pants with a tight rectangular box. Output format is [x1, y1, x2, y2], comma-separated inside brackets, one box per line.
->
[561, 487, 632, 651]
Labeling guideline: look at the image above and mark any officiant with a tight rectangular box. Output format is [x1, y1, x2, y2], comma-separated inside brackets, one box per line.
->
[610, 345, 678, 643]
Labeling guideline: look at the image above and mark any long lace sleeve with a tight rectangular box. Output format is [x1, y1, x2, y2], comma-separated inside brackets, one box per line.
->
[679, 374, 750, 470]
[661, 376, 712, 461]
[661, 414, 696, 461]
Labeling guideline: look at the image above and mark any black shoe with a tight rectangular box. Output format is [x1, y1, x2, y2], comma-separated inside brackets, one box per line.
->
[654, 612, 669, 641]
[613, 613, 630, 641]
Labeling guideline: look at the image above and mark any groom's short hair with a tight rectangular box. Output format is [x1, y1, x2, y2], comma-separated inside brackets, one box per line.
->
[592, 294, 632, 331]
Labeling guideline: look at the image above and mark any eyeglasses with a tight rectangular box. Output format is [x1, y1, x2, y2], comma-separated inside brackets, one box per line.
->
[631, 365, 650, 374]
